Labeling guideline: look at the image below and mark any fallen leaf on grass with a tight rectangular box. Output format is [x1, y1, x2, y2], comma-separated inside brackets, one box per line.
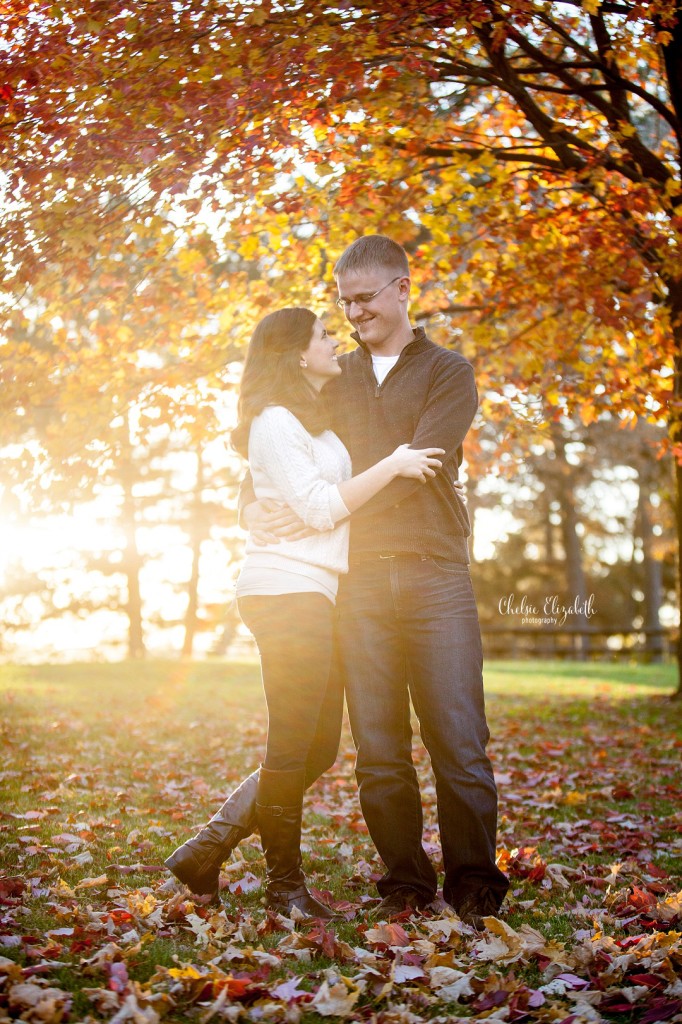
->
[364, 922, 412, 947]
[310, 976, 363, 1017]
[7, 981, 72, 1022]
[270, 976, 306, 1001]
[428, 966, 475, 1001]
[227, 871, 260, 895]
[74, 874, 108, 889]
[392, 962, 426, 983]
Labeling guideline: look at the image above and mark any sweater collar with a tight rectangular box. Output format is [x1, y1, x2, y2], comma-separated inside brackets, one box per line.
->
[350, 325, 430, 356]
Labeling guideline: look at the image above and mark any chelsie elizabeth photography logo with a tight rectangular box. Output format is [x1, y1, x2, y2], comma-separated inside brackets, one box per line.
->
[498, 593, 596, 627]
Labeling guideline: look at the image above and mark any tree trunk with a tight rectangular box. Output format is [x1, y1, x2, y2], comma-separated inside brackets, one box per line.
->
[636, 483, 664, 662]
[552, 431, 590, 659]
[672, 450, 682, 694]
[119, 442, 146, 660]
[670, 281, 682, 697]
[182, 449, 206, 659]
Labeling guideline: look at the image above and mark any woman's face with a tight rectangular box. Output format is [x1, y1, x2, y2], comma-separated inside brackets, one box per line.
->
[300, 318, 341, 391]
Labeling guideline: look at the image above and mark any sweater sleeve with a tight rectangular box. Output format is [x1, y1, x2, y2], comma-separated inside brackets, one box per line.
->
[249, 408, 349, 531]
[359, 357, 477, 514]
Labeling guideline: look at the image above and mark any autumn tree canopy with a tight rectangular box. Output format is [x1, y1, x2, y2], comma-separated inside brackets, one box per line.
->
[2, 0, 681, 668]
[3, 1, 680, 431]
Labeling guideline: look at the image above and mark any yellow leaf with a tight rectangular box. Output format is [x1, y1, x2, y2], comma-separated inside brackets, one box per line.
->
[245, 8, 268, 26]
[168, 964, 205, 980]
[564, 790, 588, 805]
[579, 403, 599, 426]
[74, 874, 108, 889]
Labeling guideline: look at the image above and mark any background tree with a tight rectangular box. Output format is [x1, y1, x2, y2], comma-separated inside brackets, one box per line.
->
[2, 1, 681, 680]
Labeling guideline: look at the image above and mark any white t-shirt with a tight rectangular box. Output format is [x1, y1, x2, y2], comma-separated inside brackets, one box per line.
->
[236, 406, 352, 602]
[372, 354, 400, 385]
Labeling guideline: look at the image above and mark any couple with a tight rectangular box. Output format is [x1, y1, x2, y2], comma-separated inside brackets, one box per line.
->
[164, 235, 509, 927]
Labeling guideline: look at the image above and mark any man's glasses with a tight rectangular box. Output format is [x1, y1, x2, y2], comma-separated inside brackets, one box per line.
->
[335, 275, 404, 310]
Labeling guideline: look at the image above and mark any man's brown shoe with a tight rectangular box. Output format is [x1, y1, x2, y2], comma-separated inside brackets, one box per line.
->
[455, 886, 501, 930]
[369, 886, 431, 920]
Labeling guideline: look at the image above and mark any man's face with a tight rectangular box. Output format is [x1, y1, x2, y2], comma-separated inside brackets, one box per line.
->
[335, 269, 408, 350]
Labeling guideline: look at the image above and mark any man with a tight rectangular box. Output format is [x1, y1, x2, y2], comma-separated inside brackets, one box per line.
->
[253, 235, 508, 926]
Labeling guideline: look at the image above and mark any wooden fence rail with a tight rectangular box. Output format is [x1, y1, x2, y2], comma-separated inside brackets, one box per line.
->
[479, 625, 674, 661]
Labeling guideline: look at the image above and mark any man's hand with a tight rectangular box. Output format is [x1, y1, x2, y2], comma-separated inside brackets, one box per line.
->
[454, 479, 467, 504]
[243, 498, 313, 545]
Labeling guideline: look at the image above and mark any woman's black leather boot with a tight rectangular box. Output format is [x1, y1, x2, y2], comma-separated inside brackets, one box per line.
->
[164, 770, 259, 898]
[256, 766, 337, 919]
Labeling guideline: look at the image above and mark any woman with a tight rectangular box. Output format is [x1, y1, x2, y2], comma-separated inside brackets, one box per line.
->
[165, 308, 443, 918]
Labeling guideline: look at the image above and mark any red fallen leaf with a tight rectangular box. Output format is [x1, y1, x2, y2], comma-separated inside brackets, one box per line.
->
[166, 902, 192, 922]
[308, 887, 358, 917]
[70, 938, 96, 953]
[527, 860, 547, 882]
[583, 876, 608, 889]
[400, 952, 425, 967]
[365, 922, 411, 947]
[640, 916, 665, 931]
[617, 936, 644, 949]
[257, 909, 290, 934]
[600, 996, 639, 1013]
[0, 877, 26, 898]
[627, 886, 657, 911]
[221, 977, 253, 998]
[475, 990, 508, 1010]
[104, 910, 133, 925]
[24, 944, 63, 960]
[640, 998, 682, 1024]
[645, 862, 669, 879]
[612, 785, 635, 799]
[212, 977, 272, 1004]
[302, 923, 339, 958]
[628, 973, 665, 988]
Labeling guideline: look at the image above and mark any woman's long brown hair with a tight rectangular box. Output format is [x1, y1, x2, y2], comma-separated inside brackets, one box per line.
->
[232, 307, 332, 458]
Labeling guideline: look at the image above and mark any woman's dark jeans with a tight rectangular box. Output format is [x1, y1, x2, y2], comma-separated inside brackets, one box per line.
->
[237, 593, 343, 780]
[337, 554, 508, 909]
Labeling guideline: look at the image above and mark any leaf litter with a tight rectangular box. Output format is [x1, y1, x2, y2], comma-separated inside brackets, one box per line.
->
[1, 667, 680, 1022]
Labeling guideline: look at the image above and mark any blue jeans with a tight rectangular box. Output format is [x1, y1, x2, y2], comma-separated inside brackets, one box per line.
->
[337, 554, 508, 908]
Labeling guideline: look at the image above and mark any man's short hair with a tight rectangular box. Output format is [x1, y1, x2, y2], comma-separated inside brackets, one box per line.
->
[333, 234, 410, 278]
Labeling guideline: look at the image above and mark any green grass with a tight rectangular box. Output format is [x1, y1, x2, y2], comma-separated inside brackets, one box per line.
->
[1, 659, 680, 1023]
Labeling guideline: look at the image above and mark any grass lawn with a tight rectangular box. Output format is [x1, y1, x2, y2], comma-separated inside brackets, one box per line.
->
[1, 659, 680, 1023]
